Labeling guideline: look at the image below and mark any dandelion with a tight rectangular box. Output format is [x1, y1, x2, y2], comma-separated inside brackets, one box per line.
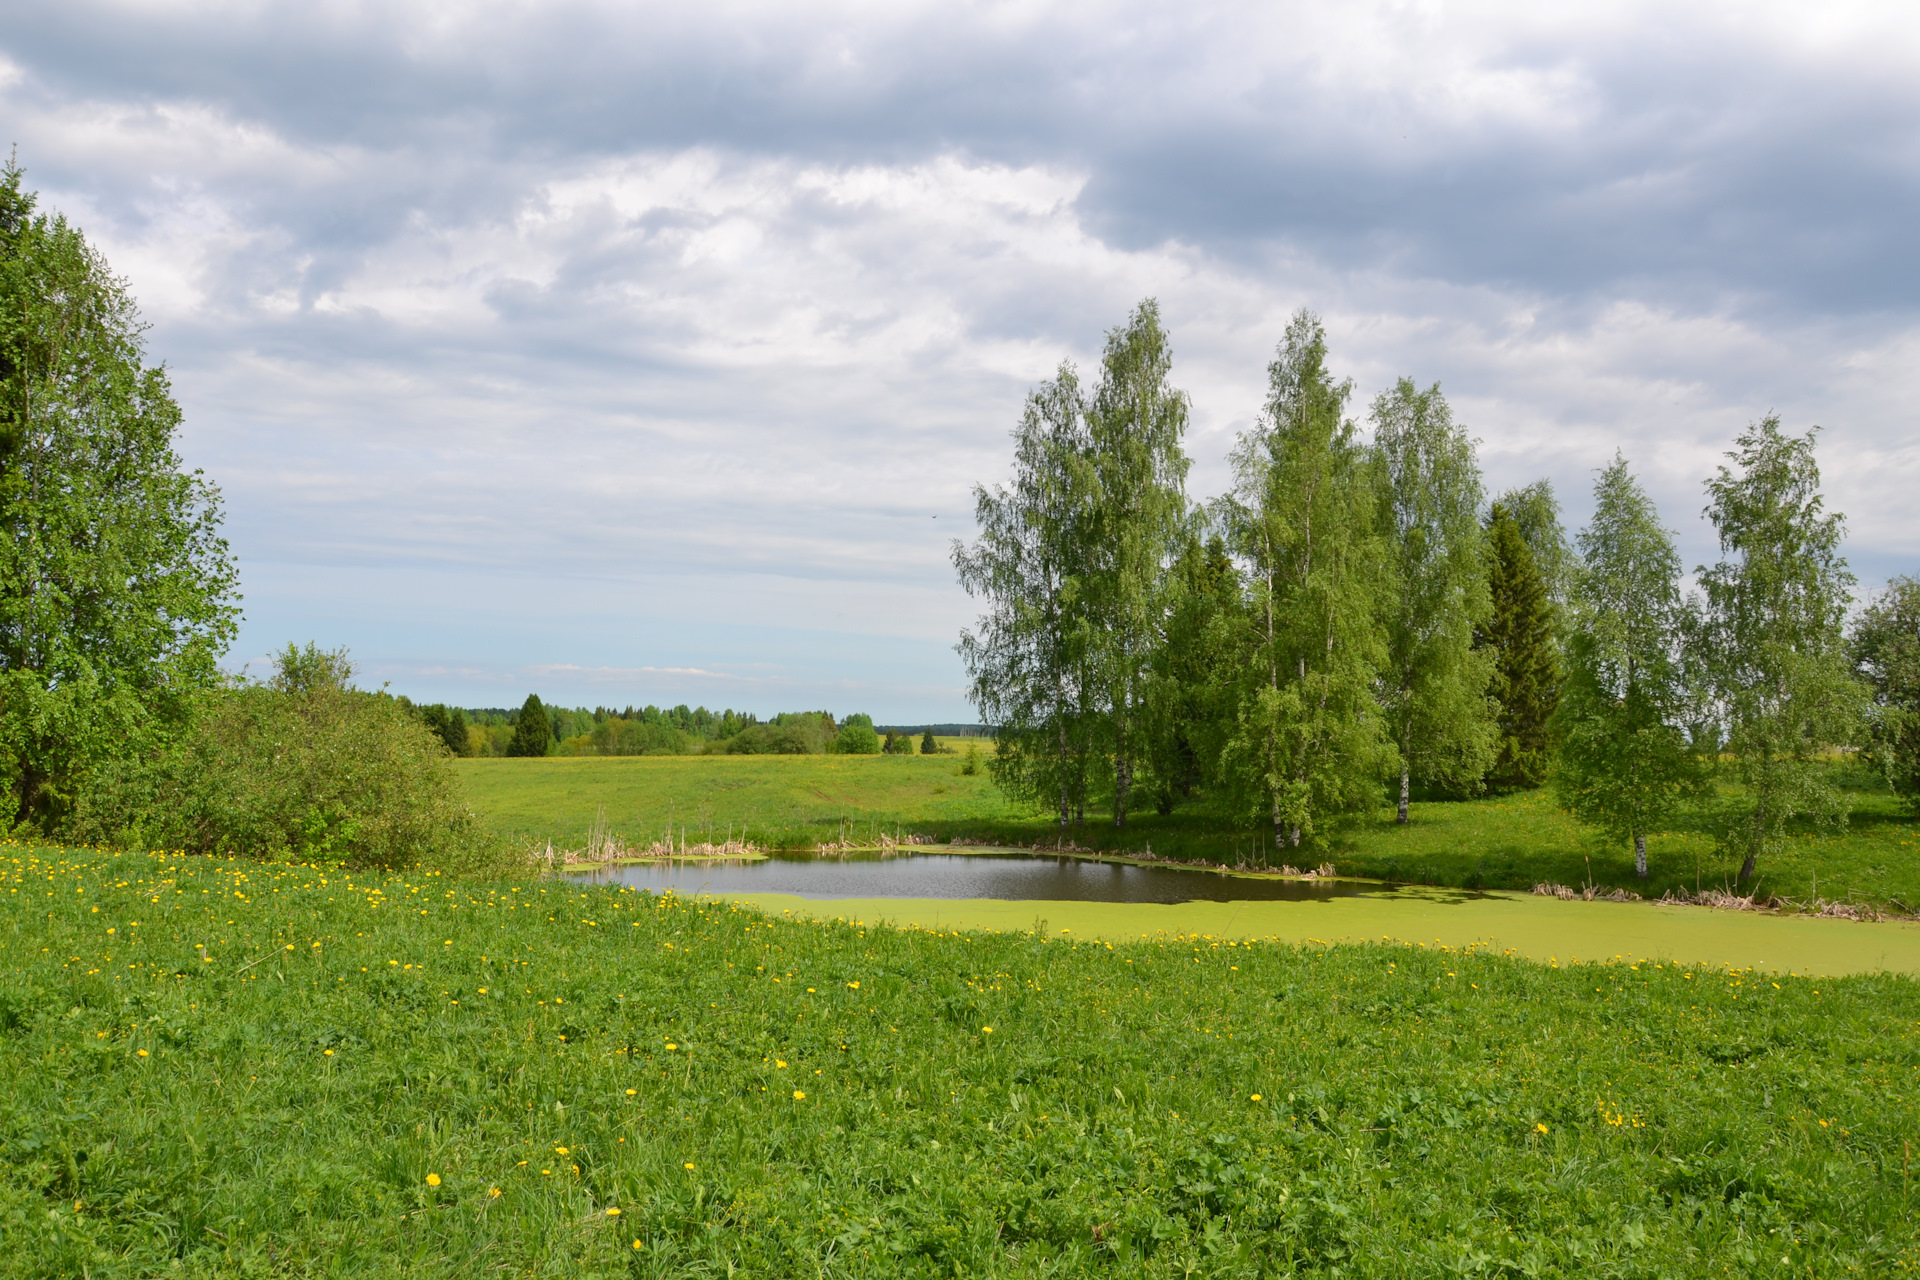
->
[488, 1187, 501, 1199]
[426, 1173, 441, 1187]
[324, 1049, 334, 1056]
[625, 1088, 637, 1096]
[136, 1049, 149, 1058]
[1250, 1094, 1262, 1102]
[665, 1043, 677, 1051]
[684, 1162, 695, 1170]
[606, 1207, 621, 1216]
[793, 1090, 806, 1100]
[555, 1146, 569, 1155]
[775, 1059, 787, 1068]
[982, 1026, 993, 1034]
[1534, 1123, 1549, 1134]
[633, 1241, 643, 1250]
[847, 981, 859, 989]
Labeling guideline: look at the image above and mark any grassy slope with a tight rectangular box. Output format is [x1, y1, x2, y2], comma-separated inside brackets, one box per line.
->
[5, 843, 1916, 1277]
[457, 755, 1920, 909]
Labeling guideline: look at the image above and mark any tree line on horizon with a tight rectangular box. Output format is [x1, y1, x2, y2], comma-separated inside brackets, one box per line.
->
[401, 698, 955, 758]
[954, 300, 1920, 881]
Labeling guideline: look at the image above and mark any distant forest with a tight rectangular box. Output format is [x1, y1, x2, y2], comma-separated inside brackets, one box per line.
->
[398, 698, 985, 758]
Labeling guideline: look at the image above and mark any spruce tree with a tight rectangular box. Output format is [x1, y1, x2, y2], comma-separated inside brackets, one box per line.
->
[506, 694, 552, 757]
[1551, 456, 1706, 876]
[1481, 504, 1559, 789]
[1218, 311, 1394, 851]
[1371, 378, 1496, 822]
[919, 729, 937, 754]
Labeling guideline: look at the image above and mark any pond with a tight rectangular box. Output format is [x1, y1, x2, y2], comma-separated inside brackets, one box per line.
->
[566, 849, 1456, 905]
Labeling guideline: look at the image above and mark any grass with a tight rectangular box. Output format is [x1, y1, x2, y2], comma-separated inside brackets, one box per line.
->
[457, 755, 1920, 910]
[5, 842, 1919, 1276]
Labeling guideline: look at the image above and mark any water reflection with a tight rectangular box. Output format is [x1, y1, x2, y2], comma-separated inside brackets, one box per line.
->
[566, 850, 1454, 905]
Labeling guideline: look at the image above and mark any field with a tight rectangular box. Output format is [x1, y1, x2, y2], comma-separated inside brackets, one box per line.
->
[456, 755, 1920, 910]
[5, 841, 1916, 1277]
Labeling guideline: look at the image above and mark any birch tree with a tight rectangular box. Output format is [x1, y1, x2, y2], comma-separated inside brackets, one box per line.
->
[1082, 300, 1192, 828]
[1219, 311, 1393, 851]
[1695, 416, 1864, 881]
[1550, 456, 1706, 877]
[954, 364, 1097, 827]
[1370, 378, 1496, 822]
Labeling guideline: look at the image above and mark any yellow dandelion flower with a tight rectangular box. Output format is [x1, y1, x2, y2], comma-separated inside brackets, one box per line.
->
[1534, 1123, 1549, 1134]
[665, 1043, 677, 1051]
[683, 1162, 695, 1170]
[775, 1059, 787, 1068]
[606, 1207, 621, 1216]
[555, 1146, 569, 1155]
[793, 1089, 806, 1100]
[1250, 1094, 1262, 1102]
[323, 1049, 334, 1056]
[847, 981, 859, 989]
[633, 1240, 643, 1250]
[981, 1026, 993, 1034]
[488, 1187, 501, 1198]
[426, 1173, 441, 1187]
[136, 1049, 149, 1058]
[625, 1088, 637, 1096]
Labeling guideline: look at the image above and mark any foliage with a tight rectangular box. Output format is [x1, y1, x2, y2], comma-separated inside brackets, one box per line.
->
[726, 711, 838, 756]
[1217, 311, 1394, 850]
[4, 844, 1917, 1276]
[1141, 535, 1239, 817]
[1481, 504, 1560, 790]
[954, 362, 1098, 826]
[71, 645, 484, 871]
[1081, 299, 1193, 827]
[1852, 575, 1920, 812]
[506, 694, 552, 758]
[1493, 479, 1575, 621]
[0, 162, 239, 829]
[412, 702, 471, 757]
[1694, 416, 1866, 879]
[839, 714, 882, 756]
[1550, 457, 1708, 876]
[920, 729, 938, 754]
[1369, 378, 1496, 819]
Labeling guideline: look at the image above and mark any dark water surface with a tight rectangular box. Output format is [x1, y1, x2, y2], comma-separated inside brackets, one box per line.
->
[566, 850, 1439, 905]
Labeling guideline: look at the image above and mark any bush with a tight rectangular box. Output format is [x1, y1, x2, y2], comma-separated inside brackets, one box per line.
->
[72, 645, 492, 871]
[837, 713, 881, 755]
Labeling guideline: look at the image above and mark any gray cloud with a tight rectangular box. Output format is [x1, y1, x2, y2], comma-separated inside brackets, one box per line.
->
[2, 1, 1915, 715]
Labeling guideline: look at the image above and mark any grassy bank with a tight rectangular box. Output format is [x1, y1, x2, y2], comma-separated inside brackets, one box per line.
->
[5, 842, 1918, 1276]
[456, 755, 1920, 909]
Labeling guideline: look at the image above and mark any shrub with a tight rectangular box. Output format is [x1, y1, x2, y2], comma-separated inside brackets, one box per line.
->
[72, 645, 489, 871]
[837, 714, 881, 755]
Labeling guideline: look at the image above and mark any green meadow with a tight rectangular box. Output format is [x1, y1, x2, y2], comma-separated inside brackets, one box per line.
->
[6, 842, 1920, 1277]
[456, 755, 1920, 910]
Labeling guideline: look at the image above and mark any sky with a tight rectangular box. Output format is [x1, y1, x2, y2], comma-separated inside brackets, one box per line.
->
[4, 0, 1917, 721]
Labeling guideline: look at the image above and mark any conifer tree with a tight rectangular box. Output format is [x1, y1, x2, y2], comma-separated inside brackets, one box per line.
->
[920, 728, 938, 755]
[1371, 379, 1496, 821]
[507, 694, 552, 757]
[1219, 311, 1393, 850]
[1551, 456, 1706, 876]
[1481, 504, 1559, 789]
[1696, 416, 1864, 880]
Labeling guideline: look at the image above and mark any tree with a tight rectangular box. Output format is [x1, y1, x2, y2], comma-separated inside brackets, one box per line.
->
[1695, 416, 1865, 881]
[507, 693, 552, 757]
[1480, 504, 1560, 790]
[920, 728, 937, 754]
[1550, 456, 1706, 876]
[1494, 480, 1575, 622]
[1141, 532, 1239, 816]
[418, 703, 470, 757]
[1852, 576, 1920, 812]
[1218, 311, 1394, 851]
[955, 363, 1098, 827]
[1082, 299, 1192, 827]
[0, 161, 239, 827]
[1370, 378, 1496, 822]
[838, 715, 881, 755]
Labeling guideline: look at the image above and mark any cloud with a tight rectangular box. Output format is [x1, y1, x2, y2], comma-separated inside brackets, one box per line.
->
[2, 0, 1915, 715]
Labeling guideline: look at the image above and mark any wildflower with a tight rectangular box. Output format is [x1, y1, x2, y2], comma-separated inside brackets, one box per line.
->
[426, 1174, 441, 1187]
[633, 1241, 643, 1250]
[626, 1088, 637, 1096]
[488, 1187, 501, 1199]
[1250, 1094, 1262, 1102]
[555, 1146, 569, 1155]
[1534, 1123, 1549, 1134]
[775, 1059, 787, 1068]
[982, 1026, 993, 1034]
[847, 981, 859, 989]
[136, 1049, 149, 1058]
[684, 1162, 695, 1170]
[606, 1207, 621, 1216]
[793, 1090, 806, 1100]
